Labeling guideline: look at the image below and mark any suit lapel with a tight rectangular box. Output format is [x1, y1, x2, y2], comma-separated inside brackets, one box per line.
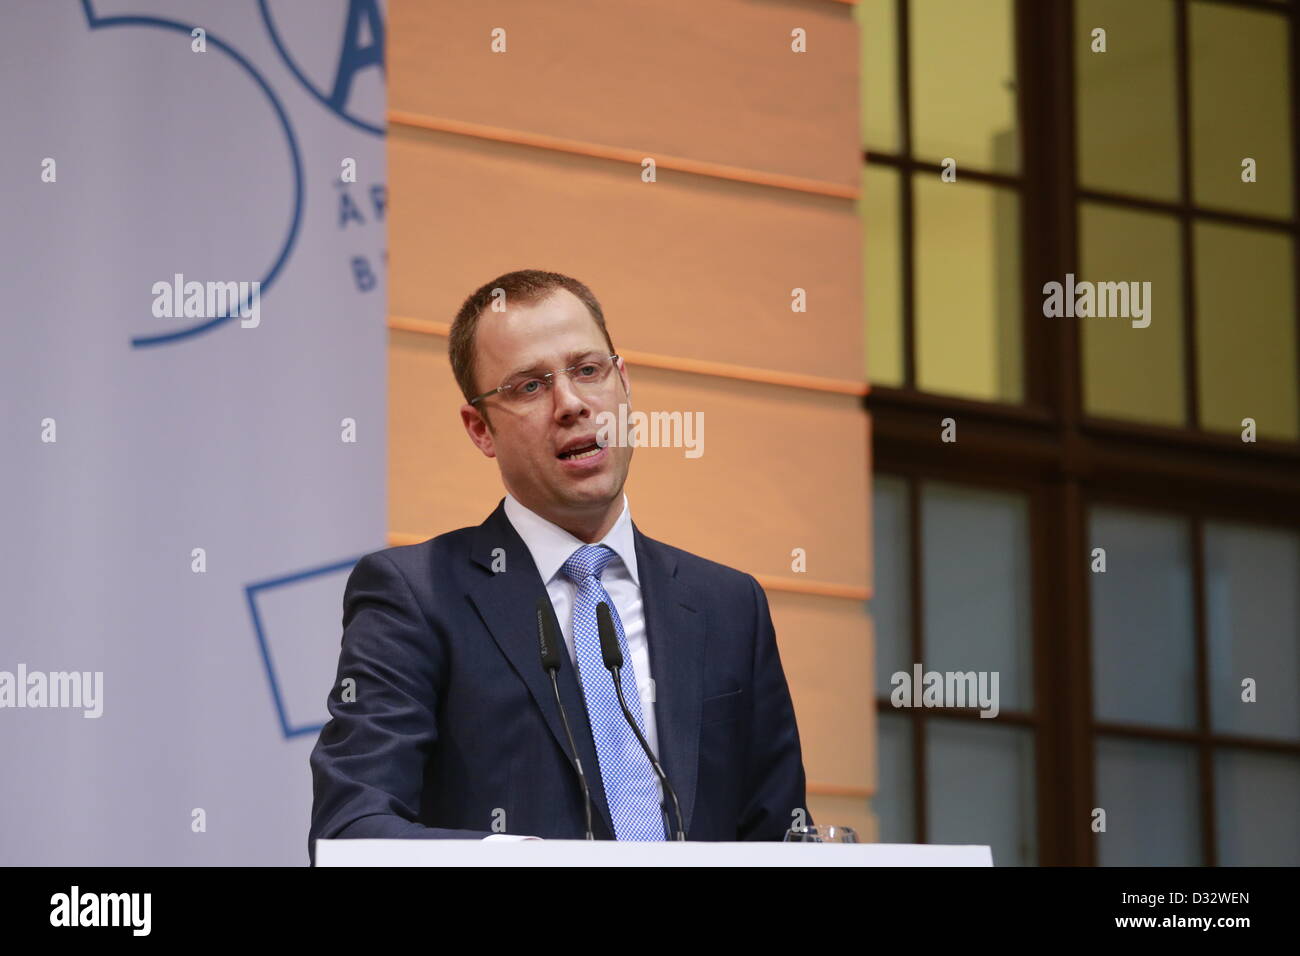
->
[633, 524, 706, 837]
[466, 500, 615, 839]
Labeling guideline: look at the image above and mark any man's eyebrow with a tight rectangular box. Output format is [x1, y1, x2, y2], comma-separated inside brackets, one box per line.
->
[504, 349, 603, 380]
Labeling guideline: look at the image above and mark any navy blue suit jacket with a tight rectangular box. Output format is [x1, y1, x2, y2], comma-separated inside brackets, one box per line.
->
[308, 499, 810, 863]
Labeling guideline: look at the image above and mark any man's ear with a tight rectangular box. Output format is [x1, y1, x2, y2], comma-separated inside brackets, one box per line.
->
[617, 356, 631, 401]
[460, 403, 497, 458]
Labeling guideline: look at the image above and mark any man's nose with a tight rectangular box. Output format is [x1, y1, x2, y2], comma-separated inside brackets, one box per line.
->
[550, 374, 588, 418]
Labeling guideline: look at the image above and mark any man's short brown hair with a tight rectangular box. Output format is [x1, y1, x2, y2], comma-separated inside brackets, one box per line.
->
[449, 270, 615, 415]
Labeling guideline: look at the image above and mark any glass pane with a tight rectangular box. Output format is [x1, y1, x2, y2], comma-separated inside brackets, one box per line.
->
[1089, 506, 1196, 729]
[927, 720, 1036, 865]
[1095, 737, 1202, 865]
[1194, 222, 1298, 441]
[872, 474, 911, 698]
[915, 178, 1022, 402]
[921, 482, 1032, 711]
[1079, 203, 1186, 427]
[910, 0, 1020, 174]
[1074, 0, 1179, 201]
[1205, 521, 1300, 740]
[858, 0, 899, 153]
[874, 711, 915, 842]
[1190, 2, 1294, 218]
[1215, 749, 1300, 865]
[863, 165, 904, 386]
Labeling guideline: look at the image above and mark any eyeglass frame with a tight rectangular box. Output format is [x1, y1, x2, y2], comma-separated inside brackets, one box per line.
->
[467, 352, 622, 407]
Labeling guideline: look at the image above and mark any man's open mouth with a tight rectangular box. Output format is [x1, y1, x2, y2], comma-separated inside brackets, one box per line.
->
[557, 441, 603, 461]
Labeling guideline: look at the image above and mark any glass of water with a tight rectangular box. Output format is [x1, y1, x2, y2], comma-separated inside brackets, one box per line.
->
[784, 824, 859, 843]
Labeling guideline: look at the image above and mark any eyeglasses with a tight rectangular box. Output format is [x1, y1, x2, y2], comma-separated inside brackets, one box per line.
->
[469, 353, 620, 407]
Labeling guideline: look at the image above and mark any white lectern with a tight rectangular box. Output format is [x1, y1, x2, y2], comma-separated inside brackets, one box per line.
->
[315, 839, 993, 866]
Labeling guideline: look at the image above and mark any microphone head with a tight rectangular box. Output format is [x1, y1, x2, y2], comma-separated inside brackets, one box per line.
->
[595, 602, 623, 669]
[537, 597, 563, 672]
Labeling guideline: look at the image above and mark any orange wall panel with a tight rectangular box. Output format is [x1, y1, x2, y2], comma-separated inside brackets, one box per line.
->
[390, 0, 860, 187]
[389, 132, 863, 381]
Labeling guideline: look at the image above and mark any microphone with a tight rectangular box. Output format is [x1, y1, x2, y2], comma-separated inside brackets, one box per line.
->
[536, 597, 594, 840]
[595, 601, 686, 841]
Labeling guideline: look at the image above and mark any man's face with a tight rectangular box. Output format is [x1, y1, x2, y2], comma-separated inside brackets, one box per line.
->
[459, 289, 633, 528]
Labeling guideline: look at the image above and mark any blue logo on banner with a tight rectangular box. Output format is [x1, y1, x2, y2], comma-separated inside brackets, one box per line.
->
[246, 556, 367, 739]
[80, 1, 305, 350]
[260, 0, 386, 136]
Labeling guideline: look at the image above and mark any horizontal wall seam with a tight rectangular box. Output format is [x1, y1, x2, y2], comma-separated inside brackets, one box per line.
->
[389, 315, 870, 397]
[388, 109, 860, 199]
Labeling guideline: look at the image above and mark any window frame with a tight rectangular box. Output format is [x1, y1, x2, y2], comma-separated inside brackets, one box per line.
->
[866, 0, 1300, 866]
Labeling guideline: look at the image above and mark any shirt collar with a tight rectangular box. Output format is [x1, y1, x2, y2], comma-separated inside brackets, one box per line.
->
[502, 492, 640, 587]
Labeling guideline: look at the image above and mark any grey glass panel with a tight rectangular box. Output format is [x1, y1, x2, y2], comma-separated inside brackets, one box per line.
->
[1095, 737, 1202, 865]
[874, 711, 915, 843]
[927, 720, 1037, 866]
[873, 475, 912, 699]
[922, 482, 1032, 711]
[1215, 749, 1300, 865]
[1205, 522, 1300, 741]
[1089, 506, 1196, 729]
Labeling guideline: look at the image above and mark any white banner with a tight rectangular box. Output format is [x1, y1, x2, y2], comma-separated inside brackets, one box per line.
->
[0, 0, 388, 865]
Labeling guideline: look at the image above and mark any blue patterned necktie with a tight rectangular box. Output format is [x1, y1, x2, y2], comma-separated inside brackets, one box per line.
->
[559, 544, 665, 841]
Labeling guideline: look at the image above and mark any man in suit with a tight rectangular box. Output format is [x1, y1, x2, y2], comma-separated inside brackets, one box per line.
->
[309, 270, 810, 862]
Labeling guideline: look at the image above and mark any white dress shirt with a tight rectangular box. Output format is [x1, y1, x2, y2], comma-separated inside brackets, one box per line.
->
[482, 492, 662, 841]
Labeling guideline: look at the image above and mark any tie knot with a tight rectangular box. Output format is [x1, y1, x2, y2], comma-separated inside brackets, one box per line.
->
[560, 544, 616, 583]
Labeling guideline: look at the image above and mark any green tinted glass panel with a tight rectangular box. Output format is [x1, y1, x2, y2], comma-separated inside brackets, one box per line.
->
[910, 0, 1019, 174]
[859, 0, 899, 153]
[1189, 2, 1293, 217]
[915, 177, 1022, 401]
[1194, 222, 1298, 440]
[1075, 0, 1179, 201]
[863, 165, 904, 386]
[1079, 203, 1185, 427]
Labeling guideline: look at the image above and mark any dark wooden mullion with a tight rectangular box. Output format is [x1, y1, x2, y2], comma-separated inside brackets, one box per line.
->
[1077, 187, 1296, 234]
[875, 700, 1038, 728]
[1024, 0, 1087, 864]
[897, 0, 917, 392]
[1197, 0, 1296, 14]
[1190, 516, 1217, 866]
[1175, 0, 1202, 432]
[865, 152, 1023, 190]
[1094, 722, 1300, 757]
